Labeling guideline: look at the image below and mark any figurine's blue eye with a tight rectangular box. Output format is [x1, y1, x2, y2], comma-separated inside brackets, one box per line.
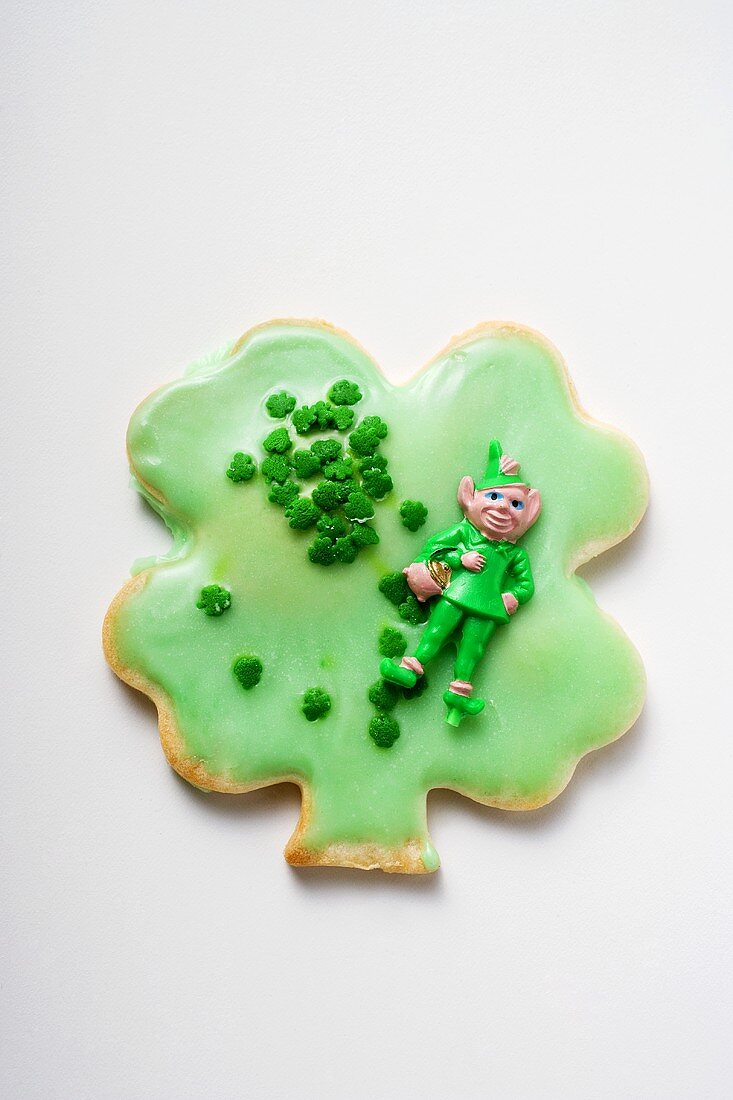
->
[511, 499, 524, 510]
[485, 491, 503, 502]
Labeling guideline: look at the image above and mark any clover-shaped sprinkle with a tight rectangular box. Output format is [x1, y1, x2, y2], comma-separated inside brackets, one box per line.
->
[378, 571, 410, 606]
[263, 427, 292, 454]
[268, 480, 300, 507]
[284, 497, 320, 530]
[343, 490, 375, 522]
[261, 454, 292, 483]
[316, 513, 350, 539]
[378, 627, 407, 659]
[333, 535, 358, 563]
[369, 713, 400, 748]
[323, 458, 353, 482]
[226, 452, 256, 482]
[196, 584, 231, 616]
[307, 536, 337, 565]
[232, 654, 263, 689]
[328, 379, 363, 406]
[311, 439, 342, 465]
[348, 420, 387, 457]
[398, 594, 428, 625]
[368, 679, 400, 712]
[362, 469, 393, 499]
[331, 406, 355, 431]
[311, 481, 342, 512]
[291, 449, 322, 479]
[292, 405, 318, 434]
[399, 499, 428, 531]
[265, 391, 297, 419]
[350, 523, 379, 547]
[302, 688, 332, 721]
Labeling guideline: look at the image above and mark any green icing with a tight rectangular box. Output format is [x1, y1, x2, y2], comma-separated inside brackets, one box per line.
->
[107, 321, 647, 873]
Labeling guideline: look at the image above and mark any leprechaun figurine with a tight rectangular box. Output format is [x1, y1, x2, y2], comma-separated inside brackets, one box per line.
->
[381, 440, 542, 726]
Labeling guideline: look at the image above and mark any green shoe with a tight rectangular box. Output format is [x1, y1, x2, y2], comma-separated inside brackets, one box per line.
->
[443, 689, 485, 727]
[379, 658, 418, 689]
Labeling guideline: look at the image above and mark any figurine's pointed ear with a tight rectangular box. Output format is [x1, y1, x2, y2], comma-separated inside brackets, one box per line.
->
[525, 488, 542, 527]
[458, 476, 475, 513]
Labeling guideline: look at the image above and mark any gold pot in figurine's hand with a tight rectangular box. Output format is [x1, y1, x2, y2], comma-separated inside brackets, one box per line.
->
[403, 560, 451, 602]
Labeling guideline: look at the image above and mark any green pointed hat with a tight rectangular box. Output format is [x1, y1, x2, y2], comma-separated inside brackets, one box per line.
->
[478, 439, 529, 489]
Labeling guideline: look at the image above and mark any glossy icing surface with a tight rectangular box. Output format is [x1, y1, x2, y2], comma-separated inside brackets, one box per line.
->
[105, 321, 647, 872]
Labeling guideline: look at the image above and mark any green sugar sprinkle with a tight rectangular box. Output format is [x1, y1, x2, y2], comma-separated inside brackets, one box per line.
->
[268, 479, 300, 507]
[263, 427, 292, 454]
[307, 536, 337, 565]
[368, 679, 400, 712]
[343, 490, 375, 521]
[311, 438, 342, 464]
[378, 627, 407, 658]
[331, 406, 355, 431]
[323, 457, 353, 482]
[261, 454, 292, 483]
[291, 449, 322, 478]
[317, 513, 350, 539]
[328, 379, 363, 406]
[398, 594, 429, 625]
[226, 452, 256, 482]
[333, 535, 358, 563]
[259, 391, 393, 568]
[196, 584, 231, 616]
[350, 523, 379, 547]
[400, 499, 428, 531]
[369, 713, 400, 748]
[232, 654, 263, 689]
[292, 405, 318, 434]
[265, 391, 297, 419]
[302, 687, 332, 721]
[362, 469, 393, 499]
[348, 417, 388, 456]
[378, 571, 410, 606]
[312, 480, 342, 512]
[284, 497, 320, 530]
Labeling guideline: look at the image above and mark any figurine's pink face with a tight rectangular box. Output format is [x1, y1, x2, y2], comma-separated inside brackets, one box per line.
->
[458, 478, 542, 542]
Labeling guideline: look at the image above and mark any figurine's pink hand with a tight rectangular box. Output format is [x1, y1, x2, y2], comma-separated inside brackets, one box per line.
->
[502, 592, 519, 615]
[461, 551, 485, 572]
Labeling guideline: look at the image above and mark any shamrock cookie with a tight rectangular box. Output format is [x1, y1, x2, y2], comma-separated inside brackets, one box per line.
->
[104, 320, 647, 873]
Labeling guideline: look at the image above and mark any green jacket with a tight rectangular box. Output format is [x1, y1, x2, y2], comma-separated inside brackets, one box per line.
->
[417, 518, 534, 622]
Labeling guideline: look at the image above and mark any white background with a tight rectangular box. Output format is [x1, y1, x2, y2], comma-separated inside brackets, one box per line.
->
[2, 2, 731, 1097]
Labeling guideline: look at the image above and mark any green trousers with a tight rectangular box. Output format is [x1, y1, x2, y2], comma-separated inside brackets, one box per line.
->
[414, 598, 497, 682]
